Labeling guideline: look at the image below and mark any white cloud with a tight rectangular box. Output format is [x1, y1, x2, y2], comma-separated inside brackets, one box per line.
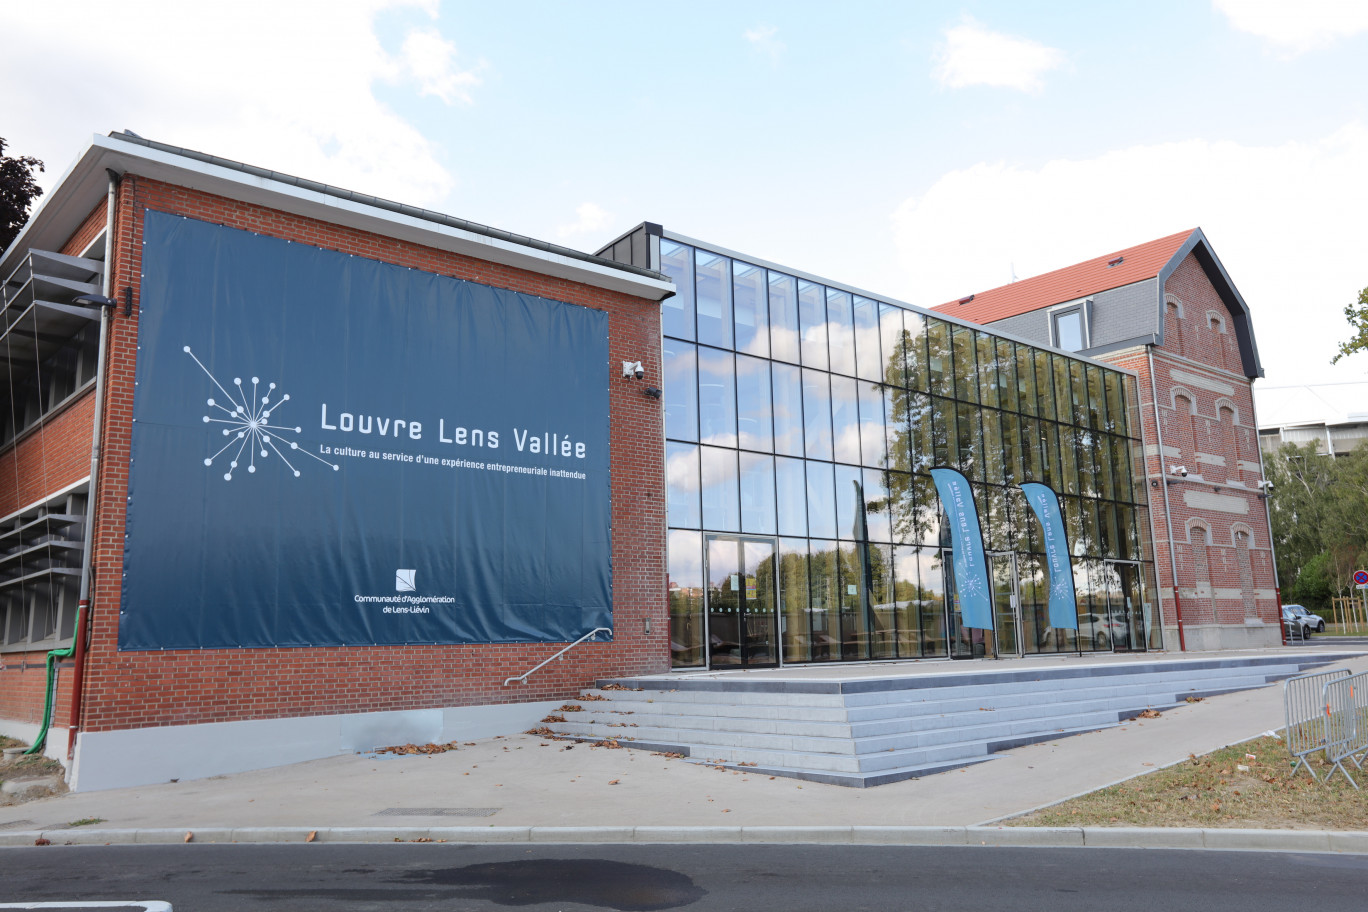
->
[744, 24, 785, 64]
[931, 18, 1065, 93]
[1214, 0, 1368, 56]
[2, 0, 481, 207]
[556, 202, 613, 239]
[399, 27, 483, 104]
[890, 124, 1368, 385]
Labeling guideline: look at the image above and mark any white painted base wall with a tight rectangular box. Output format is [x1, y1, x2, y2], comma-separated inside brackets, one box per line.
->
[67, 699, 563, 792]
[1162, 622, 1283, 652]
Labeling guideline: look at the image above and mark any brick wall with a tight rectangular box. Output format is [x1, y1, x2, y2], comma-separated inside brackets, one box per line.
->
[0, 652, 74, 726]
[1101, 253, 1277, 643]
[56, 175, 667, 736]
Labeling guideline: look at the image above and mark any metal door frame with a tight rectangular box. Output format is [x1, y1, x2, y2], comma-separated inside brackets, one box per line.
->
[987, 550, 1025, 658]
[703, 533, 781, 670]
[1103, 559, 1146, 653]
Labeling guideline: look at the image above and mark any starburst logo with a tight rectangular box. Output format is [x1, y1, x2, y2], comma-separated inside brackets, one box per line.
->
[1050, 575, 1071, 601]
[185, 346, 339, 481]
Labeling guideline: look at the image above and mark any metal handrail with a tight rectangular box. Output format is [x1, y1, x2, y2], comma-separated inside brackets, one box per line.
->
[503, 627, 612, 686]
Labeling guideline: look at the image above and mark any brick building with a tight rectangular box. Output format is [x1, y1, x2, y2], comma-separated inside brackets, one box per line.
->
[932, 229, 1278, 651]
[2, 133, 1271, 792]
[0, 132, 673, 789]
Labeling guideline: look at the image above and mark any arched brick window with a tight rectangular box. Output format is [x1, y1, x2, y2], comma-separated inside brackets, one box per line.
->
[1187, 521, 1214, 623]
[1165, 296, 1185, 356]
[1232, 526, 1257, 619]
[1217, 403, 1238, 483]
[1172, 391, 1195, 467]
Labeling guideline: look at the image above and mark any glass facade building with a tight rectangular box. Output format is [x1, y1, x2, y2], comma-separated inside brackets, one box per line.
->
[610, 229, 1161, 670]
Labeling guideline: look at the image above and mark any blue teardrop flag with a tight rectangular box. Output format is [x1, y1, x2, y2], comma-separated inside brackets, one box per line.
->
[1021, 482, 1078, 630]
[929, 467, 993, 630]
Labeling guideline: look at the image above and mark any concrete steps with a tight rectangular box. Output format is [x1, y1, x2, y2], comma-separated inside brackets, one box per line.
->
[543, 654, 1349, 787]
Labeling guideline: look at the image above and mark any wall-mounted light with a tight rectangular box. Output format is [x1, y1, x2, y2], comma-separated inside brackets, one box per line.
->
[645, 386, 662, 400]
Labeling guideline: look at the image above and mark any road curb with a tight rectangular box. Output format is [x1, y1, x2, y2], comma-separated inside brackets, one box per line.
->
[2, 825, 1366, 852]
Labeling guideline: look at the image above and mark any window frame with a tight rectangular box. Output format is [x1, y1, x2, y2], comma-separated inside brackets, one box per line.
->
[1048, 298, 1092, 352]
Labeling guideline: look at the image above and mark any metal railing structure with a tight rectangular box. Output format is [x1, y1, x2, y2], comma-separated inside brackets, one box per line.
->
[1283, 668, 1350, 780]
[502, 627, 613, 687]
[1322, 672, 1368, 788]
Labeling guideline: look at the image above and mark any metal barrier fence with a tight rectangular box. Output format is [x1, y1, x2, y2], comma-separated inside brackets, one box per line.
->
[1283, 667, 1350, 781]
[1322, 671, 1368, 788]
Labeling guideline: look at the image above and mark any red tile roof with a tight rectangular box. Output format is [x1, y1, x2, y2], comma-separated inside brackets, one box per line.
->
[931, 229, 1196, 324]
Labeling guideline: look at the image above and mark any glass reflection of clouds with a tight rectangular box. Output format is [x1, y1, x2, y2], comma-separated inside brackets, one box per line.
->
[658, 236, 1152, 667]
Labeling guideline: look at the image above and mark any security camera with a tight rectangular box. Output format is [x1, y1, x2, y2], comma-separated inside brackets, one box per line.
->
[622, 360, 645, 380]
[1257, 479, 1273, 492]
[1168, 465, 1188, 478]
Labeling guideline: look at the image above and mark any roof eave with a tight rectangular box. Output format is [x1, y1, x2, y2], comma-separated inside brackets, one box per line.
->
[2, 134, 675, 302]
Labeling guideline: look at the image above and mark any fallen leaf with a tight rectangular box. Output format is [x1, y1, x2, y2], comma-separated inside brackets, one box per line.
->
[184, 832, 194, 843]
[608, 779, 620, 785]
[306, 830, 317, 843]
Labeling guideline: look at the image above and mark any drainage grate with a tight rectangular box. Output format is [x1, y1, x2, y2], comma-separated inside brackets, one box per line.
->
[373, 807, 501, 818]
[0, 819, 36, 830]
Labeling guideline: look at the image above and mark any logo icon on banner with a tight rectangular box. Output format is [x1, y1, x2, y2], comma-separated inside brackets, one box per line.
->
[396, 569, 417, 592]
[184, 345, 340, 481]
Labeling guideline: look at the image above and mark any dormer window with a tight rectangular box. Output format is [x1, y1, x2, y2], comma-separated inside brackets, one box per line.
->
[1049, 299, 1091, 352]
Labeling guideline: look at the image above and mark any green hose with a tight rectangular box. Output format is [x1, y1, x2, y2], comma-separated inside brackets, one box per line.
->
[23, 603, 80, 756]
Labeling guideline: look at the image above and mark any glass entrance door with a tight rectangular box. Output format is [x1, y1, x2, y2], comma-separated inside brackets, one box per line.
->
[988, 552, 1022, 657]
[1103, 560, 1146, 652]
[706, 535, 779, 668]
[947, 550, 1021, 658]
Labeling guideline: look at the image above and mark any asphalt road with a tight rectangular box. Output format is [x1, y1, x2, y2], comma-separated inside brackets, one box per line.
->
[3, 844, 1367, 912]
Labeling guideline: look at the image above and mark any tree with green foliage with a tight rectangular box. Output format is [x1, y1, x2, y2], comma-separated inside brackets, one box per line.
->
[1264, 440, 1368, 609]
[1, 137, 45, 251]
[1332, 286, 1368, 364]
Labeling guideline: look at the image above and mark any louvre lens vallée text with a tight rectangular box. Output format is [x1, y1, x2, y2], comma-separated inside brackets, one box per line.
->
[318, 404, 589, 458]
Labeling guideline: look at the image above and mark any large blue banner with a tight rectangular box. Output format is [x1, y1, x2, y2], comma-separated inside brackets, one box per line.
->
[120, 212, 612, 649]
[929, 467, 992, 630]
[1020, 483, 1079, 630]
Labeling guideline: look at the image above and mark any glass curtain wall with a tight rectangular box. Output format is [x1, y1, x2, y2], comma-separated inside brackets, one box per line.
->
[660, 237, 1155, 668]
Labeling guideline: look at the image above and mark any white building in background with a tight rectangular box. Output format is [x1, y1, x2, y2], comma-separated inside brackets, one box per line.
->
[1256, 382, 1368, 457]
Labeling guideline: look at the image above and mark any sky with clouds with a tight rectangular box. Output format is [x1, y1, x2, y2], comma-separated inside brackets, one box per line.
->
[5, 0, 1368, 388]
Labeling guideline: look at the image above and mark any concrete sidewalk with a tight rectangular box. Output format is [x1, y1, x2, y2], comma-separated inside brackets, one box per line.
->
[3, 648, 1366, 851]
